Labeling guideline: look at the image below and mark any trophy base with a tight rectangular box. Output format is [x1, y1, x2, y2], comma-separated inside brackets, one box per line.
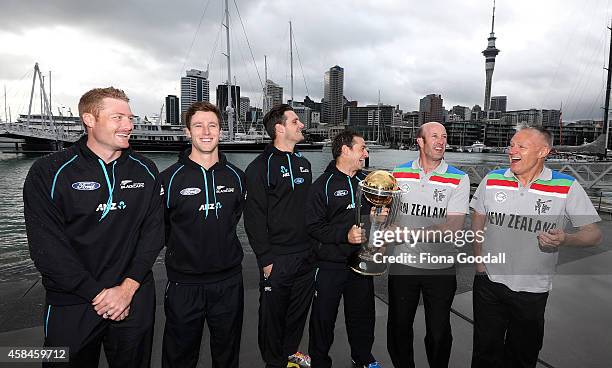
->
[349, 253, 387, 276]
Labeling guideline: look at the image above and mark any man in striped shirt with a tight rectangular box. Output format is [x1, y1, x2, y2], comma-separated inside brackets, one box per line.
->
[470, 126, 602, 367]
[387, 122, 470, 368]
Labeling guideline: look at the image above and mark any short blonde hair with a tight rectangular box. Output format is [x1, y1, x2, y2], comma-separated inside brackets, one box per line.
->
[78, 87, 129, 119]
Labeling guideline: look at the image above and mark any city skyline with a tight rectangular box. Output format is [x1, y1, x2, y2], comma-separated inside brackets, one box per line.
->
[0, 0, 611, 121]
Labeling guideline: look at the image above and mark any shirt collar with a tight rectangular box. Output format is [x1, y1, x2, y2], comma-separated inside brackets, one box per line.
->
[412, 157, 448, 174]
[504, 166, 551, 181]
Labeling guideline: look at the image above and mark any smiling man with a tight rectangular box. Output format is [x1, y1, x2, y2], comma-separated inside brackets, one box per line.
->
[244, 104, 313, 368]
[305, 130, 383, 368]
[160, 102, 246, 368]
[387, 121, 470, 368]
[470, 126, 602, 367]
[23, 87, 164, 367]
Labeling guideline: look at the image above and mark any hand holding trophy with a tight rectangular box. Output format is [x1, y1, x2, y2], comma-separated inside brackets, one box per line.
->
[349, 170, 402, 276]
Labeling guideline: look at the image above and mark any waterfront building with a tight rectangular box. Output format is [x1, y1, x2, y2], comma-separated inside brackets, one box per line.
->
[442, 120, 484, 147]
[346, 104, 394, 141]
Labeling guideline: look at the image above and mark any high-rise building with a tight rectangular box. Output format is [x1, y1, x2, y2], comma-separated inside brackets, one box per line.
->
[482, 2, 500, 112]
[490, 95, 507, 112]
[263, 80, 283, 115]
[303, 96, 322, 113]
[451, 105, 471, 121]
[323, 65, 344, 125]
[246, 107, 263, 123]
[419, 94, 444, 124]
[180, 69, 210, 120]
[346, 104, 394, 141]
[165, 95, 180, 125]
[239, 97, 250, 121]
[472, 104, 484, 121]
[311, 111, 321, 126]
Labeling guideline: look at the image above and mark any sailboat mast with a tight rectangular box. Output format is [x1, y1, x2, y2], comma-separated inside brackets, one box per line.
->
[290, 21, 294, 107]
[263, 55, 268, 114]
[49, 70, 52, 117]
[604, 19, 612, 157]
[224, 0, 234, 141]
[3, 85, 7, 124]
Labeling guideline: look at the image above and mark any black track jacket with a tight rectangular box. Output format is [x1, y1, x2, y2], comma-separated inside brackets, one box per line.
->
[161, 149, 246, 283]
[305, 161, 370, 268]
[23, 136, 164, 306]
[244, 144, 312, 268]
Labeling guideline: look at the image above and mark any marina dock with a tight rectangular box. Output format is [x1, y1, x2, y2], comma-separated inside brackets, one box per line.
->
[1, 216, 611, 368]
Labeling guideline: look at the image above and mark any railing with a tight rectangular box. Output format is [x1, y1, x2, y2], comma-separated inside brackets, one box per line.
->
[0, 122, 81, 143]
[453, 163, 612, 190]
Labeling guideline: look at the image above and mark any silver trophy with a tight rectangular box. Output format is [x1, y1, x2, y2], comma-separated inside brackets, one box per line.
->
[350, 170, 402, 276]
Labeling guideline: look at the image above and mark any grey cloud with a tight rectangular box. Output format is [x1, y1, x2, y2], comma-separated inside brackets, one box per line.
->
[1, 0, 610, 121]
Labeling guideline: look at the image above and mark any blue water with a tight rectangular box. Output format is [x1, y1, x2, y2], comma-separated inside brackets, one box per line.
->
[0, 148, 508, 281]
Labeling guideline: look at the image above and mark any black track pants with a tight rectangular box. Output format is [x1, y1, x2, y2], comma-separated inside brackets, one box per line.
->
[308, 267, 376, 368]
[258, 250, 315, 368]
[43, 275, 156, 368]
[162, 272, 244, 368]
[471, 273, 548, 368]
[387, 270, 457, 368]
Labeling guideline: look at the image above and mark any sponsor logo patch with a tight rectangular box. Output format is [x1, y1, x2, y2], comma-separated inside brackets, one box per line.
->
[300, 167, 310, 173]
[95, 201, 127, 212]
[294, 178, 305, 185]
[120, 180, 144, 190]
[180, 187, 201, 196]
[494, 191, 507, 203]
[334, 189, 348, 197]
[72, 181, 101, 191]
[535, 198, 552, 214]
[198, 202, 223, 211]
[433, 188, 447, 203]
[216, 186, 235, 193]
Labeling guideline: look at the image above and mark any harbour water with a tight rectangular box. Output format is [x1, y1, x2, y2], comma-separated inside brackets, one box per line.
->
[0, 147, 509, 282]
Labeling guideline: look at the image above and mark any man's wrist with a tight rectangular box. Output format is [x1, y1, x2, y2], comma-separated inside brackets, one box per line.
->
[120, 278, 140, 296]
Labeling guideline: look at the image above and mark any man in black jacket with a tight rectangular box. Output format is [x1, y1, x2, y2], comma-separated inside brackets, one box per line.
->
[23, 87, 164, 367]
[160, 101, 246, 368]
[306, 130, 382, 368]
[244, 104, 313, 368]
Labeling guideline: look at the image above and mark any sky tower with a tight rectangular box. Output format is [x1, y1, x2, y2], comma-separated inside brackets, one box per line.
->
[483, 0, 500, 114]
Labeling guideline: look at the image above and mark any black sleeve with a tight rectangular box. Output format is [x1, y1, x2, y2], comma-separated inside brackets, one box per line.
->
[24, 161, 104, 302]
[232, 168, 247, 229]
[244, 160, 274, 268]
[305, 180, 353, 245]
[160, 173, 171, 246]
[124, 166, 165, 283]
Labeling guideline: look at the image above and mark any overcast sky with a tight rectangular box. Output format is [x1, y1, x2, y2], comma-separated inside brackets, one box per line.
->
[1, 0, 611, 122]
